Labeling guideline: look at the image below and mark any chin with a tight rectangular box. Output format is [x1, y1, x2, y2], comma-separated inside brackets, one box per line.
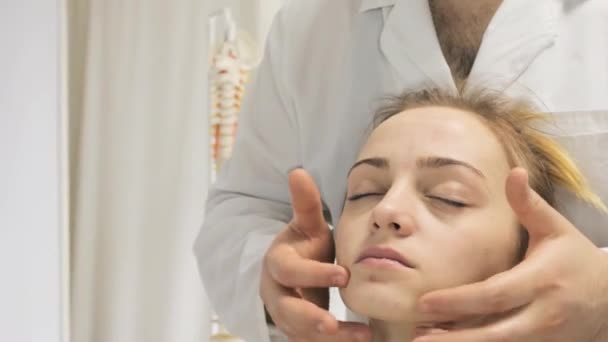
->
[340, 277, 420, 321]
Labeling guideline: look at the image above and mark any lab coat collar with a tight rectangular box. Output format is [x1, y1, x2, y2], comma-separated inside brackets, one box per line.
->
[380, 0, 455, 90]
[379, 0, 559, 92]
[467, 0, 559, 90]
[358, 0, 396, 13]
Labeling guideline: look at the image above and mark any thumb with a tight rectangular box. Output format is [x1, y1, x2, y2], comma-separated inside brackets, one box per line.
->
[506, 167, 573, 242]
[288, 168, 328, 237]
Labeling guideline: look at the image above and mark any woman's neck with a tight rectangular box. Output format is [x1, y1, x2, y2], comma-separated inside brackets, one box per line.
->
[370, 319, 414, 342]
[369, 315, 490, 341]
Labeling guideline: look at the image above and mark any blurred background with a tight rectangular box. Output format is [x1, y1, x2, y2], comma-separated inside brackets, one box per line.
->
[1, 0, 283, 341]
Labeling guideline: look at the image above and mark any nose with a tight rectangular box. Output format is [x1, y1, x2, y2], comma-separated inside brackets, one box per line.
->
[370, 192, 416, 237]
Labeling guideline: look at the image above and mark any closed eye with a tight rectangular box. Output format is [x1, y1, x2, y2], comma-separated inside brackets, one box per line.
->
[427, 195, 468, 208]
[347, 192, 385, 201]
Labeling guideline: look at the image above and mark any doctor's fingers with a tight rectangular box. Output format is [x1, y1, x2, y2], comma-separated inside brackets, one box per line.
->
[268, 255, 348, 288]
[288, 168, 328, 238]
[266, 245, 348, 288]
[412, 307, 539, 342]
[261, 273, 372, 342]
[506, 168, 573, 239]
[290, 322, 372, 342]
[417, 262, 539, 320]
[260, 271, 333, 338]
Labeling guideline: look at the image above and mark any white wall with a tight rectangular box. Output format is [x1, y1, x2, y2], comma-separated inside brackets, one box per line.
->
[0, 1, 65, 342]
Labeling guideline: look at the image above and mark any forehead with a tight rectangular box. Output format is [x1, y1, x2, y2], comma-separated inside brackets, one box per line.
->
[360, 106, 510, 178]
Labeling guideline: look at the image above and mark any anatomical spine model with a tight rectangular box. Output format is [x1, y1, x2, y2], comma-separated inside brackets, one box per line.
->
[208, 9, 256, 182]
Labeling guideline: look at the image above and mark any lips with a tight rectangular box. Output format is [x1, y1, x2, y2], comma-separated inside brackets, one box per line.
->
[356, 245, 415, 268]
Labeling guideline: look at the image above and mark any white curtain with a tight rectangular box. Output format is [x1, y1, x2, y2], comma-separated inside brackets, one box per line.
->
[68, 0, 210, 341]
[68, 0, 283, 341]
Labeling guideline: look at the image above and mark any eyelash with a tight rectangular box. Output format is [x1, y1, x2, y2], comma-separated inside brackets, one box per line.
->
[347, 193, 468, 208]
[427, 195, 468, 208]
[347, 192, 384, 201]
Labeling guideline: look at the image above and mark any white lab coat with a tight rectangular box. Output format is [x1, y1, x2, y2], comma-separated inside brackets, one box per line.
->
[195, 1, 608, 341]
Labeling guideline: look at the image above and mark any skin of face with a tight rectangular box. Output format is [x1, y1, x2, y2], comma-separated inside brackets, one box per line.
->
[336, 106, 521, 337]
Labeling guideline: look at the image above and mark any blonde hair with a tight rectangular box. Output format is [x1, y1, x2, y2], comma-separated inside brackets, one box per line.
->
[373, 88, 607, 213]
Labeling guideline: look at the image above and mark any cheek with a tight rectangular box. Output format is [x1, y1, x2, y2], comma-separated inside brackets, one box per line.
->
[335, 225, 349, 264]
[335, 214, 369, 265]
[425, 214, 519, 287]
[469, 210, 521, 271]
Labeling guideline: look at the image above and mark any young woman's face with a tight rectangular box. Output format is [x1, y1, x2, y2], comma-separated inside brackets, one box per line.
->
[336, 106, 520, 322]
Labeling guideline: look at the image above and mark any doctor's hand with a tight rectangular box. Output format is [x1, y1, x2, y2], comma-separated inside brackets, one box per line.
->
[413, 168, 608, 342]
[260, 169, 372, 342]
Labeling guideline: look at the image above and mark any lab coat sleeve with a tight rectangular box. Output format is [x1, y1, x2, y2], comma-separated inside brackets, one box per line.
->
[194, 7, 299, 342]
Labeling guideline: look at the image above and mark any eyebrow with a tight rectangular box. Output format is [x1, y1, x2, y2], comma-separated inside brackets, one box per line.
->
[348, 157, 389, 176]
[417, 156, 485, 179]
[347, 156, 485, 178]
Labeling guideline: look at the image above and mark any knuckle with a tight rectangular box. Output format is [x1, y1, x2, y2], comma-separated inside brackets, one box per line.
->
[277, 321, 294, 337]
[263, 288, 290, 322]
[538, 301, 572, 333]
[273, 261, 296, 285]
[274, 296, 290, 316]
[260, 263, 279, 297]
[273, 318, 289, 335]
[264, 251, 294, 285]
[536, 265, 563, 289]
[485, 284, 511, 312]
